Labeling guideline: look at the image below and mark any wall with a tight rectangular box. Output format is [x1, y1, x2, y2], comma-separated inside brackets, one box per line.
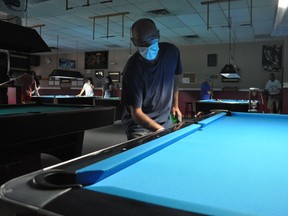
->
[179, 41, 285, 89]
[32, 49, 133, 89]
[31, 40, 288, 113]
[33, 40, 286, 90]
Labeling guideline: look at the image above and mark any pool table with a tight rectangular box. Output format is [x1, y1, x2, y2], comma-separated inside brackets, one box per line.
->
[0, 103, 115, 184]
[196, 99, 257, 114]
[31, 95, 123, 120]
[1, 111, 288, 216]
[31, 95, 97, 105]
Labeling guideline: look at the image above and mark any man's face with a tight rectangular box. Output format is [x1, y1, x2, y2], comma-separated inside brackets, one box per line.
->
[131, 26, 159, 48]
[269, 74, 275, 81]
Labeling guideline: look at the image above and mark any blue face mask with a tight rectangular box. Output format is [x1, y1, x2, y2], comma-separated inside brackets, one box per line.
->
[138, 39, 159, 60]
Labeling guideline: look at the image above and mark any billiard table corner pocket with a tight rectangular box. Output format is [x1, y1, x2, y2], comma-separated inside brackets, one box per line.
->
[33, 169, 81, 189]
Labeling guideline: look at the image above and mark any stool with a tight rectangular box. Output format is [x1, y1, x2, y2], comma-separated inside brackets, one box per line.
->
[184, 102, 194, 118]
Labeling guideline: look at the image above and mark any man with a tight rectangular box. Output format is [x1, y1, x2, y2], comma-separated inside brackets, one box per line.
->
[200, 77, 212, 100]
[265, 73, 281, 113]
[121, 18, 183, 140]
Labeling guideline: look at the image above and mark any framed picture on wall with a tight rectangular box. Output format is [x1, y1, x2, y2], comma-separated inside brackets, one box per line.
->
[182, 73, 196, 84]
[85, 51, 108, 69]
[262, 45, 282, 72]
[59, 58, 76, 69]
[207, 54, 217, 66]
[108, 71, 121, 83]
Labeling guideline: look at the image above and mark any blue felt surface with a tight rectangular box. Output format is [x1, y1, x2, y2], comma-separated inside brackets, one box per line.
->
[81, 112, 288, 216]
[198, 99, 250, 104]
[76, 124, 201, 185]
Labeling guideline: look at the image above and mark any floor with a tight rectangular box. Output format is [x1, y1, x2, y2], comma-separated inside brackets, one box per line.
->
[82, 120, 127, 155]
[0, 121, 127, 216]
[0, 118, 195, 214]
[41, 120, 128, 167]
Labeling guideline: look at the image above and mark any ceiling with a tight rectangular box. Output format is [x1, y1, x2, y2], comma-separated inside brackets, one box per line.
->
[6, 0, 288, 53]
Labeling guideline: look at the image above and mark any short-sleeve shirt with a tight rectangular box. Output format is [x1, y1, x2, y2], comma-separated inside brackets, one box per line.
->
[83, 83, 94, 96]
[104, 83, 114, 98]
[200, 81, 211, 100]
[121, 42, 183, 134]
[265, 79, 281, 95]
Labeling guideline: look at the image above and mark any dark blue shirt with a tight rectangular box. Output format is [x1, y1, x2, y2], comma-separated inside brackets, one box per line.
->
[121, 42, 182, 134]
[200, 81, 211, 100]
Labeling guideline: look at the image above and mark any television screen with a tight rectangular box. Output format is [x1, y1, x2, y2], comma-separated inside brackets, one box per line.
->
[95, 70, 104, 77]
[59, 58, 76, 69]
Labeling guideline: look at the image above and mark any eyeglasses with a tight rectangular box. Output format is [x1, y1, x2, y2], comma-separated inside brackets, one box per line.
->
[131, 37, 158, 47]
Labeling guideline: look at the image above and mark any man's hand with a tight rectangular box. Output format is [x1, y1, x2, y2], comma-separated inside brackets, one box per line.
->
[171, 106, 182, 123]
[130, 106, 164, 132]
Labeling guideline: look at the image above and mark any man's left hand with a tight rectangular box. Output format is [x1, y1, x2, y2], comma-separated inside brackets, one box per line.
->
[171, 107, 182, 123]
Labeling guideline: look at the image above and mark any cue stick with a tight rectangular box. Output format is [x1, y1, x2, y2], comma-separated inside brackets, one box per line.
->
[259, 91, 264, 105]
[209, 75, 214, 99]
[279, 67, 284, 113]
[0, 74, 26, 87]
[259, 91, 264, 112]
[0, 79, 13, 87]
[210, 78, 213, 99]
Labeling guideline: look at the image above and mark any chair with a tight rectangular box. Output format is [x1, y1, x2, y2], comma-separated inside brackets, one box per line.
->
[184, 102, 194, 118]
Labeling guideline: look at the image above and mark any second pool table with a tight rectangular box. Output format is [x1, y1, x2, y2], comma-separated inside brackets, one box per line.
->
[31, 95, 123, 120]
[1, 111, 288, 216]
[0, 103, 115, 184]
[196, 99, 257, 113]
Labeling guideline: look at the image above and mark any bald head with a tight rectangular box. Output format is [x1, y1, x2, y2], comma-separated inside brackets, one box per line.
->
[269, 73, 275, 81]
[131, 18, 159, 46]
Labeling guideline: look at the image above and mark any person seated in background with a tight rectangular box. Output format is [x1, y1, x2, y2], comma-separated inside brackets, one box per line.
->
[264, 72, 281, 113]
[200, 77, 213, 100]
[103, 75, 114, 98]
[77, 78, 94, 97]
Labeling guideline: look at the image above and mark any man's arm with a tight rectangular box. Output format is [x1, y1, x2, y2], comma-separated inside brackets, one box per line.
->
[171, 74, 182, 122]
[130, 106, 164, 132]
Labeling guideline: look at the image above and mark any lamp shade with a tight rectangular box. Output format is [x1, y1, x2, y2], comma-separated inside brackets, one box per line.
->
[49, 69, 83, 79]
[221, 64, 238, 74]
[221, 64, 240, 81]
[0, 21, 51, 53]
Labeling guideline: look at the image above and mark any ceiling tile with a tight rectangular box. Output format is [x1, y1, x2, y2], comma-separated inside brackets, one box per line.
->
[2, 0, 281, 53]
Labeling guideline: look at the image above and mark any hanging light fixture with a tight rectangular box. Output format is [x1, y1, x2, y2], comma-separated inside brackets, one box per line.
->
[49, 36, 83, 79]
[89, 12, 129, 40]
[0, 20, 51, 53]
[201, 0, 242, 80]
[220, 0, 240, 80]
